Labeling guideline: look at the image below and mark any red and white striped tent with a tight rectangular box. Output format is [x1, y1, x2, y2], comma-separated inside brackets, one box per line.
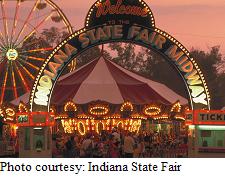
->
[11, 57, 188, 106]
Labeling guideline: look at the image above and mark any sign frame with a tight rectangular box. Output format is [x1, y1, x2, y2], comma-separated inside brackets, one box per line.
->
[29, 0, 211, 114]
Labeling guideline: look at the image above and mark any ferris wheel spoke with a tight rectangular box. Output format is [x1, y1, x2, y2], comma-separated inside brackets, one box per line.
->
[20, 54, 45, 62]
[0, 41, 6, 49]
[0, 59, 6, 72]
[0, 64, 9, 104]
[10, 0, 21, 46]
[0, 0, 9, 46]
[0, 31, 7, 47]
[18, 57, 40, 71]
[10, 63, 18, 99]
[20, 47, 53, 54]
[13, 0, 40, 46]
[0, 56, 4, 63]
[29, 11, 54, 22]
[0, 0, 73, 103]
[14, 61, 30, 92]
[0, 44, 5, 50]
[0, 42, 4, 48]
[15, 11, 54, 48]
[19, 38, 53, 49]
[21, 37, 47, 49]
[16, 60, 35, 80]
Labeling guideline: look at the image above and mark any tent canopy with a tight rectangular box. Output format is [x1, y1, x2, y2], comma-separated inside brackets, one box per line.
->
[52, 57, 188, 105]
[11, 57, 188, 106]
[11, 57, 188, 105]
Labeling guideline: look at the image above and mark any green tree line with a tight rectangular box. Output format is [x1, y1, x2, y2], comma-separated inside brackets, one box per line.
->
[101, 43, 225, 110]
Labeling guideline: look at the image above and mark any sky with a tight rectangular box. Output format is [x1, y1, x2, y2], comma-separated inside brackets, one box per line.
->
[55, 0, 225, 55]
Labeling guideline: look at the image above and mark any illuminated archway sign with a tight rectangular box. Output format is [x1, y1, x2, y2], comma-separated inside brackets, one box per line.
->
[29, 0, 211, 113]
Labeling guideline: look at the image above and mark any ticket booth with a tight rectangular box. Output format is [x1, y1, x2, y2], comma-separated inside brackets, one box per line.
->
[17, 112, 54, 158]
[186, 110, 225, 157]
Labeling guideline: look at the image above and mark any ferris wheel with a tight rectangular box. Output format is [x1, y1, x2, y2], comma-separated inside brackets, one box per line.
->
[0, 0, 74, 104]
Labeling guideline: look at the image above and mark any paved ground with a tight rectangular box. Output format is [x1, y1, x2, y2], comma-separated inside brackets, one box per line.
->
[192, 153, 225, 158]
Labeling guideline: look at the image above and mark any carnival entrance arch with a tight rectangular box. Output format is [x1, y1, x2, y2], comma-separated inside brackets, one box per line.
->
[22, 0, 211, 157]
[30, 28, 210, 111]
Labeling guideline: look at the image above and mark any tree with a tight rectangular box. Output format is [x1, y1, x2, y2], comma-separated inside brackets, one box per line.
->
[190, 46, 224, 109]
[76, 46, 101, 68]
[138, 47, 186, 97]
[106, 43, 186, 97]
[106, 43, 225, 109]
[41, 27, 69, 47]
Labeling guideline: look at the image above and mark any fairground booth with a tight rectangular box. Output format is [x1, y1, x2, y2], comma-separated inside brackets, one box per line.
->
[186, 110, 225, 156]
[0, 0, 224, 157]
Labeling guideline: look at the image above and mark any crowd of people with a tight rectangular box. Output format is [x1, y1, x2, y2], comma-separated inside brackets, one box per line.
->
[52, 127, 188, 158]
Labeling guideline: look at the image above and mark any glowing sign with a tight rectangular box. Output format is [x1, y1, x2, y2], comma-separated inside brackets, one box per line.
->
[96, 0, 147, 18]
[199, 113, 225, 121]
[6, 49, 18, 61]
[33, 44, 77, 107]
[18, 115, 28, 123]
[85, 0, 155, 28]
[191, 110, 225, 125]
[30, 0, 210, 116]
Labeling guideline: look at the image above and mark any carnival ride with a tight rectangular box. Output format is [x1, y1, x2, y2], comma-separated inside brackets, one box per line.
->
[0, 0, 74, 104]
[3, 53, 188, 136]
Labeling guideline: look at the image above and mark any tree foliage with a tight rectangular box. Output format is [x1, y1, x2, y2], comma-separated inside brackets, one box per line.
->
[106, 43, 225, 109]
[106, 43, 186, 97]
[191, 46, 225, 109]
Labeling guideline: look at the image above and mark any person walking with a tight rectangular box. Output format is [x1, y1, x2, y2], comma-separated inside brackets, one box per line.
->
[80, 133, 93, 158]
[123, 132, 135, 158]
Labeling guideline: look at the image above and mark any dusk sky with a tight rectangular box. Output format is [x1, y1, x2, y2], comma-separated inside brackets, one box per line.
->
[55, 0, 225, 55]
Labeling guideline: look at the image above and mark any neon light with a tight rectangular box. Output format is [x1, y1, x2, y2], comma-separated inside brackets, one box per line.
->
[77, 121, 86, 135]
[64, 101, 77, 112]
[34, 127, 43, 130]
[20, 55, 45, 62]
[34, 75, 52, 106]
[143, 105, 161, 116]
[20, 47, 53, 53]
[0, 64, 9, 104]
[171, 102, 181, 112]
[89, 105, 109, 116]
[19, 103, 28, 113]
[198, 125, 225, 130]
[14, 62, 30, 92]
[11, 64, 18, 98]
[117, 121, 124, 128]
[6, 49, 18, 60]
[96, 0, 148, 18]
[0, 108, 4, 117]
[18, 58, 39, 71]
[96, 122, 105, 134]
[6, 108, 16, 118]
[189, 125, 195, 130]
[17, 61, 35, 80]
[120, 101, 133, 112]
